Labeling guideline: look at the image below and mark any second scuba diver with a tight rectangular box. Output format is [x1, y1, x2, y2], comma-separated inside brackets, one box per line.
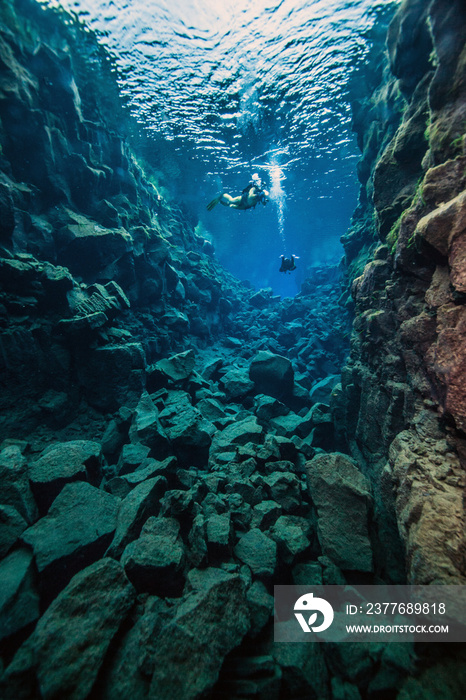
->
[279, 255, 299, 273]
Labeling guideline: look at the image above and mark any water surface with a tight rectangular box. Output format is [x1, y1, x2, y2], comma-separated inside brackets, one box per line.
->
[46, 0, 397, 294]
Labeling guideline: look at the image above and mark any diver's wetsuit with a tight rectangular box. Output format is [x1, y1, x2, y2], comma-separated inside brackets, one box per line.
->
[279, 256, 297, 273]
[206, 177, 268, 211]
[241, 182, 267, 208]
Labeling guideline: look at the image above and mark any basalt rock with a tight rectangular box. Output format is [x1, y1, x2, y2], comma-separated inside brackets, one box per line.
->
[306, 453, 373, 573]
[0, 548, 40, 644]
[0, 505, 28, 559]
[234, 528, 277, 579]
[249, 351, 294, 400]
[1, 0, 465, 695]
[0, 559, 135, 700]
[121, 516, 185, 596]
[28, 440, 102, 514]
[0, 445, 38, 524]
[147, 568, 250, 699]
[21, 481, 120, 602]
[338, 0, 466, 593]
[106, 476, 168, 559]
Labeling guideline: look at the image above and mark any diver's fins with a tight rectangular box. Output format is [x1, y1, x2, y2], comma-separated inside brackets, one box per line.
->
[206, 194, 222, 211]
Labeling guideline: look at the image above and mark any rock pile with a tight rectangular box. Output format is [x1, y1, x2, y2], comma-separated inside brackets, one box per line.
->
[0, 342, 388, 698]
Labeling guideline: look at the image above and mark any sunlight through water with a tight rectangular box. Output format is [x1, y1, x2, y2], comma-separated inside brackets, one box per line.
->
[41, 0, 398, 293]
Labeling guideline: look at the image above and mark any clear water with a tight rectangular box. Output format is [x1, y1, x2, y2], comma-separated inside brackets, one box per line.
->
[45, 0, 396, 295]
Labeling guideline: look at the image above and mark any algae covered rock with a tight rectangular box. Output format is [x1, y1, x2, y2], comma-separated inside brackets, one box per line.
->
[306, 452, 373, 572]
[106, 476, 168, 559]
[148, 568, 250, 699]
[249, 351, 294, 399]
[234, 528, 277, 579]
[29, 439, 102, 513]
[0, 558, 135, 700]
[121, 516, 185, 596]
[0, 505, 28, 558]
[0, 548, 40, 643]
[210, 415, 263, 453]
[21, 481, 120, 599]
[0, 445, 38, 524]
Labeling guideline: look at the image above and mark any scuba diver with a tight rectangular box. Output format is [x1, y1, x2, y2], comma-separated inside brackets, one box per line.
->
[207, 173, 269, 211]
[279, 255, 299, 273]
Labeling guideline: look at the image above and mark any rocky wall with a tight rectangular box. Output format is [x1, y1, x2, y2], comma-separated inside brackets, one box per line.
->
[340, 0, 466, 586]
[0, 0, 254, 430]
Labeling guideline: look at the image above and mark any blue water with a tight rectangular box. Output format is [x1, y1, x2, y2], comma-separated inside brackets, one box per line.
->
[44, 0, 396, 296]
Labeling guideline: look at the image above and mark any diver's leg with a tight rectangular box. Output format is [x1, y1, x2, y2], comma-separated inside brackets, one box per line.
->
[220, 193, 242, 208]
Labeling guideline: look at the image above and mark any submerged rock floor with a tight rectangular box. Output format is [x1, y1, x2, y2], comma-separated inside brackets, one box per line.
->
[1, 267, 374, 699]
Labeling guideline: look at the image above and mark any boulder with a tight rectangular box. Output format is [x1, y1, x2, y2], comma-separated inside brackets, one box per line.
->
[158, 390, 214, 465]
[306, 453, 373, 572]
[201, 358, 223, 382]
[0, 559, 135, 700]
[0, 548, 40, 642]
[269, 412, 312, 439]
[116, 443, 151, 476]
[188, 513, 208, 567]
[309, 375, 341, 404]
[269, 515, 312, 565]
[106, 476, 168, 559]
[273, 641, 329, 700]
[101, 419, 127, 460]
[292, 562, 324, 586]
[210, 416, 263, 454]
[21, 481, 120, 599]
[251, 500, 282, 530]
[253, 394, 289, 422]
[205, 512, 232, 559]
[97, 596, 172, 700]
[219, 368, 254, 401]
[246, 580, 274, 637]
[249, 288, 275, 309]
[129, 392, 171, 458]
[249, 351, 294, 399]
[0, 505, 28, 558]
[224, 477, 262, 506]
[263, 472, 302, 513]
[29, 440, 102, 513]
[0, 445, 37, 523]
[152, 349, 196, 383]
[234, 528, 277, 579]
[148, 568, 250, 699]
[121, 516, 185, 596]
[105, 456, 176, 498]
[197, 397, 227, 425]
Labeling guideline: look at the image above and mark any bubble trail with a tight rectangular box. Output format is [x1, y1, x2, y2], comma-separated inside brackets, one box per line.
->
[269, 164, 286, 246]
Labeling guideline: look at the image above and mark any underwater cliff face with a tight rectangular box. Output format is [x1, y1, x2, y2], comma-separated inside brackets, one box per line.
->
[0, 0, 466, 698]
[340, 0, 466, 587]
